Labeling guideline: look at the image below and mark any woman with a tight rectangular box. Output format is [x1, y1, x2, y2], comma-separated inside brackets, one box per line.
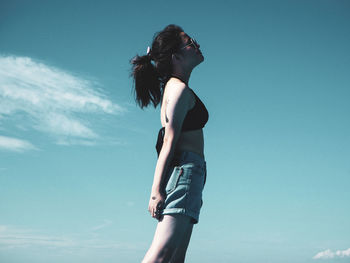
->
[130, 24, 209, 263]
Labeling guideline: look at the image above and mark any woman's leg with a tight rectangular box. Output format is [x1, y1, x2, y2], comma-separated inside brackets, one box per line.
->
[142, 214, 192, 263]
[169, 222, 194, 263]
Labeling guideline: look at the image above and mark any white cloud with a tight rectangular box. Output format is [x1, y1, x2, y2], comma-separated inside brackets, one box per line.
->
[39, 112, 97, 138]
[91, 220, 113, 231]
[0, 135, 36, 152]
[313, 248, 350, 259]
[336, 248, 350, 257]
[0, 224, 139, 251]
[0, 55, 126, 147]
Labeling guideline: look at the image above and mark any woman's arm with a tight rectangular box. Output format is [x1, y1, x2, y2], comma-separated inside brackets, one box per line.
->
[148, 83, 192, 219]
[152, 83, 191, 191]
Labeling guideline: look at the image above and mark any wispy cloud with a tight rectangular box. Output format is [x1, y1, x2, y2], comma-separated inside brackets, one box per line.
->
[0, 55, 126, 147]
[0, 226, 75, 249]
[313, 248, 350, 259]
[0, 135, 36, 152]
[91, 220, 113, 231]
[0, 224, 140, 251]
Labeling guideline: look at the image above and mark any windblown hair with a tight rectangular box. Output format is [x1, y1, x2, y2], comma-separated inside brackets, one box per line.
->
[129, 24, 184, 109]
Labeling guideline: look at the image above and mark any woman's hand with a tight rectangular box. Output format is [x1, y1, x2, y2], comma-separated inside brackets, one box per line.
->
[148, 189, 165, 221]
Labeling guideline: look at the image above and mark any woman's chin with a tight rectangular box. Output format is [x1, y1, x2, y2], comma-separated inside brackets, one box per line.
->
[199, 55, 204, 63]
[199, 52, 204, 61]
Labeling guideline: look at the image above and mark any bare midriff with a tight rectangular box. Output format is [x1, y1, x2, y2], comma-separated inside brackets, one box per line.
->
[173, 129, 204, 158]
[159, 120, 205, 158]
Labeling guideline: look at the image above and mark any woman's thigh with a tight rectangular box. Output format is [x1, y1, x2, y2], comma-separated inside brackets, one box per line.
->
[170, 222, 194, 262]
[147, 214, 192, 260]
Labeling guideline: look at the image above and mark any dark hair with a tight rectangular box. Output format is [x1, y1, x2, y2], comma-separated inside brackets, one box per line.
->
[129, 24, 184, 109]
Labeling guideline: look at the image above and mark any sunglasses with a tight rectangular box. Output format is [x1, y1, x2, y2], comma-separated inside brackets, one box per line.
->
[180, 38, 200, 50]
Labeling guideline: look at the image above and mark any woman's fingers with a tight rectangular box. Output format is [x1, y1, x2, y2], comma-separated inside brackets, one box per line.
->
[148, 198, 165, 219]
[155, 201, 164, 219]
[154, 208, 160, 220]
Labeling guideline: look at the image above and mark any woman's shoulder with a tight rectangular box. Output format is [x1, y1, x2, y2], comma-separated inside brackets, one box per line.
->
[164, 80, 192, 102]
[165, 78, 188, 91]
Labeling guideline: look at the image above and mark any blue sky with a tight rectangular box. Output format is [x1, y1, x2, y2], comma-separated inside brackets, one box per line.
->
[0, 0, 349, 262]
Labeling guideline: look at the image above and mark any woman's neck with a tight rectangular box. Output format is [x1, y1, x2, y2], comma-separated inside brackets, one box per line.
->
[170, 70, 192, 86]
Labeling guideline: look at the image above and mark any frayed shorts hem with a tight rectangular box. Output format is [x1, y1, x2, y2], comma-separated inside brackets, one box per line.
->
[161, 208, 199, 224]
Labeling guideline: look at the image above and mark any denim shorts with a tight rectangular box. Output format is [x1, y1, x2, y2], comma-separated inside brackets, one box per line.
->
[160, 151, 207, 224]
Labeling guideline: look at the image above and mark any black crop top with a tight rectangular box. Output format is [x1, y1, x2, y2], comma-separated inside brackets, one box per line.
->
[155, 88, 209, 156]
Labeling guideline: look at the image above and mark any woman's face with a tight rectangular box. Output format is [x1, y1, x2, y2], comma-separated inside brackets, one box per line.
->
[177, 32, 204, 68]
